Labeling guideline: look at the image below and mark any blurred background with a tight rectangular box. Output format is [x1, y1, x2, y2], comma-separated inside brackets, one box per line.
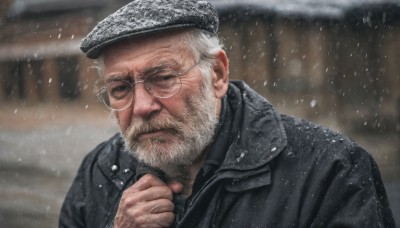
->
[0, 0, 399, 227]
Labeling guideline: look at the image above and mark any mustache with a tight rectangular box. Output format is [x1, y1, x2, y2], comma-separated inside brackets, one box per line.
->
[124, 116, 183, 140]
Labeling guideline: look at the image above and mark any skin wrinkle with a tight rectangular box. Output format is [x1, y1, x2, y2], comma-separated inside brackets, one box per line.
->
[104, 49, 179, 82]
[105, 63, 175, 83]
[101, 31, 225, 191]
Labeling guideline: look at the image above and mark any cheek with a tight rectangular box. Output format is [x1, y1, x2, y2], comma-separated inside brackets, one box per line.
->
[161, 94, 193, 119]
[116, 110, 132, 132]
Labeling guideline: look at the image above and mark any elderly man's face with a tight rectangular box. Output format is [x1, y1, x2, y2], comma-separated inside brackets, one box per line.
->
[102, 31, 228, 171]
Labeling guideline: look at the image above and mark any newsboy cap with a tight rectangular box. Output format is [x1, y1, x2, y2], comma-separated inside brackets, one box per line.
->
[80, 0, 219, 59]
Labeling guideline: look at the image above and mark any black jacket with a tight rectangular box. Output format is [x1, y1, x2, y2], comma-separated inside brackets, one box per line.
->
[59, 81, 395, 228]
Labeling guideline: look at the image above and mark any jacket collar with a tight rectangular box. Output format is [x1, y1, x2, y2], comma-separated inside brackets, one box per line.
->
[97, 134, 137, 190]
[218, 81, 288, 172]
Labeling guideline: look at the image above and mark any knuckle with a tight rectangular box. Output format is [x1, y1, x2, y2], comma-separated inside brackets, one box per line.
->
[135, 215, 150, 227]
[120, 191, 142, 208]
[124, 196, 141, 207]
[153, 200, 174, 213]
[141, 174, 156, 182]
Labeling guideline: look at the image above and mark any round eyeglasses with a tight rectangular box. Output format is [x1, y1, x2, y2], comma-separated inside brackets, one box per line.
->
[95, 61, 202, 111]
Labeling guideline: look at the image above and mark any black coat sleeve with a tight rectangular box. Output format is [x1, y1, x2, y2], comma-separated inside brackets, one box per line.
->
[280, 116, 395, 227]
[58, 154, 90, 228]
[308, 145, 396, 228]
[58, 135, 134, 228]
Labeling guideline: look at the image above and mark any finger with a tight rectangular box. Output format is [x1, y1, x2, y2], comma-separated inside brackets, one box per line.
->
[126, 174, 167, 193]
[122, 185, 174, 207]
[123, 198, 174, 218]
[114, 211, 175, 228]
[140, 198, 175, 214]
[131, 212, 175, 228]
[118, 201, 175, 227]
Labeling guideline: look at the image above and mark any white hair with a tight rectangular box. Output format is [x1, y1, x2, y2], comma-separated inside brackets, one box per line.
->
[181, 29, 223, 86]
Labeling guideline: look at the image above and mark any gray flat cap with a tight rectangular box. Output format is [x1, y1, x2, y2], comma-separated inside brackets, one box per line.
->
[81, 0, 219, 59]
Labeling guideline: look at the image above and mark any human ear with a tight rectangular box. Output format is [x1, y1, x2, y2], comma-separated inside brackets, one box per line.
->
[211, 50, 229, 98]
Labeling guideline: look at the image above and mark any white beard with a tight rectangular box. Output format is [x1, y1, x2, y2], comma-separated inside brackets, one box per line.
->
[122, 78, 218, 180]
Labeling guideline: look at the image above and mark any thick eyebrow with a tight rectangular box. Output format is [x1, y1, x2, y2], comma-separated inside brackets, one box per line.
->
[140, 65, 168, 78]
[104, 59, 182, 82]
[140, 60, 181, 78]
[105, 74, 131, 83]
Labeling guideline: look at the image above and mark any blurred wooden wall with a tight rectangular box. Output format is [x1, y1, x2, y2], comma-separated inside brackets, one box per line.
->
[219, 15, 400, 134]
[0, 7, 399, 135]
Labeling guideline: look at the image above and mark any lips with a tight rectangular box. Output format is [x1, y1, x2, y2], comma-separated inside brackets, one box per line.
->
[125, 116, 184, 144]
[136, 128, 178, 141]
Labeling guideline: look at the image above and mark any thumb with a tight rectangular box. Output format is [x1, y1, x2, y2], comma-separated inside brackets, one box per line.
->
[168, 180, 184, 194]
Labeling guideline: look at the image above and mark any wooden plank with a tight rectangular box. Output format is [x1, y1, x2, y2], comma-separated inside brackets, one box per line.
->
[240, 18, 271, 98]
[219, 21, 245, 81]
[305, 21, 336, 120]
[383, 22, 400, 116]
[22, 61, 40, 104]
[0, 63, 5, 102]
[78, 55, 99, 104]
[41, 59, 60, 103]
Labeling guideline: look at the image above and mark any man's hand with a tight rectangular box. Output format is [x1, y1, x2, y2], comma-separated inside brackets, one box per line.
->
[114, 174, 183, 228]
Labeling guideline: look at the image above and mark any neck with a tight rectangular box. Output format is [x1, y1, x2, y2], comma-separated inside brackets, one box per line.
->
[161, 99, 222, 196]
[161, 148, 209, 197]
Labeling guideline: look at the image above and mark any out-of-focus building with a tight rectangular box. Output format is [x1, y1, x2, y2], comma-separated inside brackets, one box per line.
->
[0, 0, 130, 105]
[214, 0, 400, 136]
[1, 0, 399, 133]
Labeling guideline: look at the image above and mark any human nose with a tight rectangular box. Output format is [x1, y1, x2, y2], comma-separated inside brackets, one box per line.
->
[132, 82, 161, 118]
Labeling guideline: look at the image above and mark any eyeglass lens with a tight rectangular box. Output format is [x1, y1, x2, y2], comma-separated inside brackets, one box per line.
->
[96, 60, 201, 111]
[97, 69, 182, 111]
